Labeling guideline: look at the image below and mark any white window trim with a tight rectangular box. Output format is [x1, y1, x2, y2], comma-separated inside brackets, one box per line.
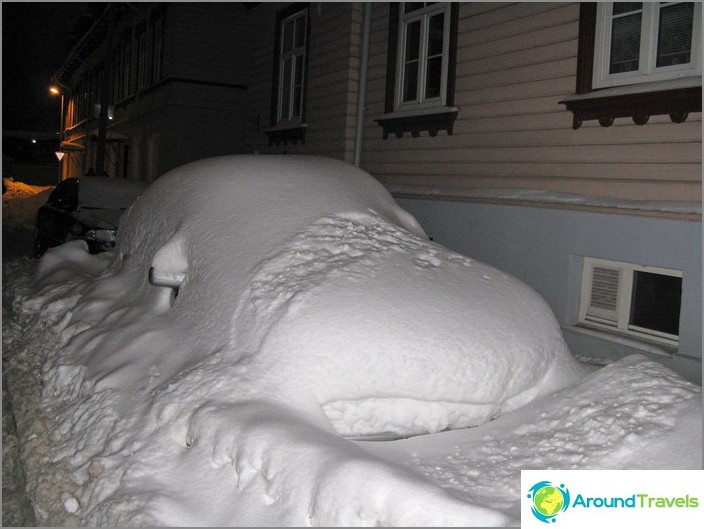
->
[277, 9, 308, 125]
[579, 257, 682, 347]
[593, 2, 702, 89]
[395, 2, 451, 111]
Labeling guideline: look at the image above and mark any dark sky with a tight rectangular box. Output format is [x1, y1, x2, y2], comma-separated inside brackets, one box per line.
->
[2, 2, 95, 133]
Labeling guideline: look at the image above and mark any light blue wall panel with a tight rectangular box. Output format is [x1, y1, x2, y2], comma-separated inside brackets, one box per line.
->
[398, 198, 702, 384]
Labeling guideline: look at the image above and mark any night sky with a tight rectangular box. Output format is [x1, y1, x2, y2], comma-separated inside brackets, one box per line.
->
[2, 2, 95, 133]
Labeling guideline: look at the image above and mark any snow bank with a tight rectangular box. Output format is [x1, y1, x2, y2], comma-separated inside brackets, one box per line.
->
[2, 178, 53, 233]
[4, 155, 699, 527]
[362, 354, 701, 519]
[112, 155, 585, 435]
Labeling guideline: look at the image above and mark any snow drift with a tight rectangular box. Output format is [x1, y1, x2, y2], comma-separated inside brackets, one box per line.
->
[112, 155, 585, 435]
[5, 155, 698, 527]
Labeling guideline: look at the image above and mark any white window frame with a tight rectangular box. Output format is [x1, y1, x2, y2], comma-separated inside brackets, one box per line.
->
[277, 9, 308, 125]
[593, 2, 702, 89]
[579, 257, 682, 347]
[395, 2, 451, 111]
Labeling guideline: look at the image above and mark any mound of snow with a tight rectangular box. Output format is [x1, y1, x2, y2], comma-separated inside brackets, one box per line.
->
[111, 155, 586, 435]
[2, 178, 53, 233]
[4, 155, 610, 525]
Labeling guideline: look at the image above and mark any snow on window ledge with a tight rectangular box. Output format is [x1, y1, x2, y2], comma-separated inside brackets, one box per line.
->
[388, 185, 702, 219]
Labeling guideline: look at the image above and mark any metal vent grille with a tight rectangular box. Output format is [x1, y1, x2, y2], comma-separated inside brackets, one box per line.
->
[589, 266, 620, 312]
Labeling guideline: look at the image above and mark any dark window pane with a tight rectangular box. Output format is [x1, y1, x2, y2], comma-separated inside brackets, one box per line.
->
[656, 2, 694, 67]
[405, 20, 421, 61]
[613, 2, 642, 16]
[294, 15, 306, 48]
[427, 13, 444, 56]
[293, 86, 302, 118]
[280, 59, 292, 119]
[294, 54, 304, 84]
[48, 179, 78, 210]
[282, 20, 294, 53]
[293, 55, 304, 117]
[425, 56, 442, 98]
[403, 61, 419, 101]
[609, 12, 642, 73]
[629, 271, 682, 336]
[402, 19, 421, 103]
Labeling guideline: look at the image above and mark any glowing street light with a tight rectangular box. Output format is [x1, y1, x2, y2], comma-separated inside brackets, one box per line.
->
[49, 83, 66, 181]
[49, 84, 65, 141]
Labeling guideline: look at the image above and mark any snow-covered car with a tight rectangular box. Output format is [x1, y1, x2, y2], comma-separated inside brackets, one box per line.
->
[121, 155, 587, 436]
[7, 155, 700, 526]
[33, 176, 148, 257]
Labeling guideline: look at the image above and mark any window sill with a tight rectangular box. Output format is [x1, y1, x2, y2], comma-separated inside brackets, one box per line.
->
[563, 325, 676, 358]
[559, 77, 702, 129]
[263, 123, 308, 146]
[375, 106, 459, 139]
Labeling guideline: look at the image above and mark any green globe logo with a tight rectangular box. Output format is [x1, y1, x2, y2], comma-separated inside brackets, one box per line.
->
[527, 481, 570, 523]
[535, 486, 564, 516]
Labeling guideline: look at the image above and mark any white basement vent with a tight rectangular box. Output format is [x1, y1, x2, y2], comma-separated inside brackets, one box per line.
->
[586, 266, 621, 324]
[579, 257, 682, 347]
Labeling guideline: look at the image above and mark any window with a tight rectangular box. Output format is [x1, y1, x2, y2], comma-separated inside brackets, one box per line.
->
[396, 3, 451, 109]
[579, 257, 682, 347]
[266, 4, 310, 146]
[151, 14, 164, 85]
[121, 38, 133, 98]
[593, 2, 701, 89]
[560, 3, 701, 128]
[92, 64, 104, 120]
[112, 47, 122, 102]
[377, 2, 459, 139]
[137, 29, 147, 89]
[277, 9, 307, 124]
[47, 178, 78, 211]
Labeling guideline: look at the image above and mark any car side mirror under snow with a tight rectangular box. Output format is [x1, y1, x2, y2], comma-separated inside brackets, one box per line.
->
[148, 267, 185, 289]
[149, 235, 188, 291]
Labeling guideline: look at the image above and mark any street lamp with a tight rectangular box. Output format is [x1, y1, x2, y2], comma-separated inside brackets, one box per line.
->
[49, 82, 71, 182]
[49, 84, 65, 141]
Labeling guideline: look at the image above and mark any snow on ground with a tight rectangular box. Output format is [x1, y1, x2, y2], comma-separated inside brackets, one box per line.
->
[2, 177, 52, 526]
[2, 156, 701, 526]
[2, 178, 53, 258]
[2, 178, 54, 234]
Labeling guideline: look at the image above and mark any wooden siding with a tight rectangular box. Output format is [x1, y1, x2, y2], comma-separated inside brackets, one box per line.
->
[361, 2, 702, 206]
[247, 2, 364, 162]
[166, 3, 249, 87]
